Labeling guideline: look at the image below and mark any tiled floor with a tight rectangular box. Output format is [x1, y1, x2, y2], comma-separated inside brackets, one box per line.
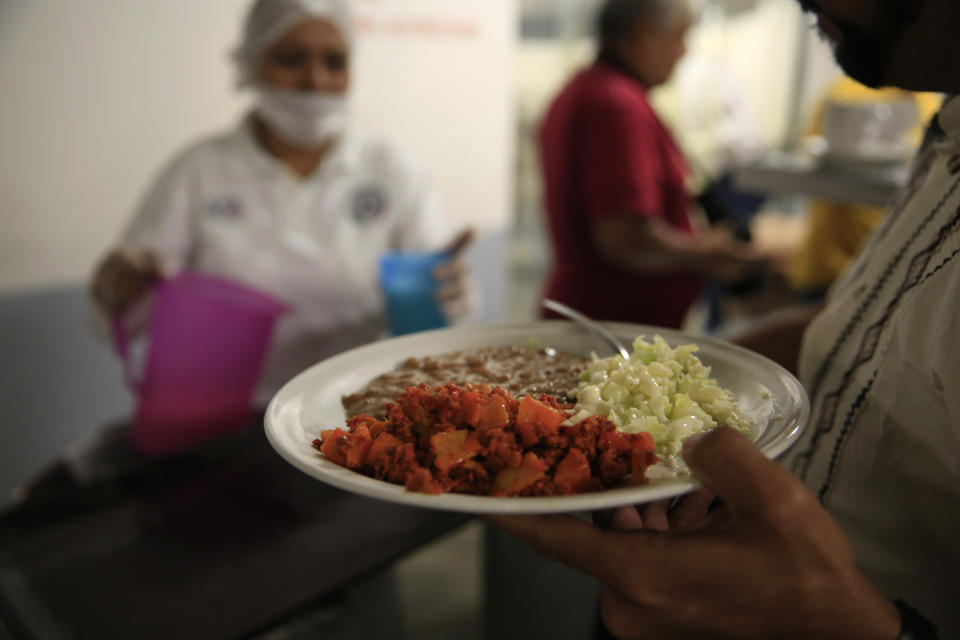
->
[391, 519, 602, 640]
[244, 522, 484, 639]
[394, 521, 485, 640]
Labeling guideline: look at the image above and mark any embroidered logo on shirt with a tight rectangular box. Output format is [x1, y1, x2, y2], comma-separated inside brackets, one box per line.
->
[351, 185, 388, 224]
[204, 196, 243, 220]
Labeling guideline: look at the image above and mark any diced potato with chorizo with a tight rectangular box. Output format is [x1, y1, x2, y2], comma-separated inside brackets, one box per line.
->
[313, 383, 658, 497]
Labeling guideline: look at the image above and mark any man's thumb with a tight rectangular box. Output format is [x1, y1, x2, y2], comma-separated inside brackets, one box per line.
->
[682, 426, 805, 521]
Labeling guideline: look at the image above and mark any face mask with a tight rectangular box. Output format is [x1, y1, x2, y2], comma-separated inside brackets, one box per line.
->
[255, 87, 349, 148]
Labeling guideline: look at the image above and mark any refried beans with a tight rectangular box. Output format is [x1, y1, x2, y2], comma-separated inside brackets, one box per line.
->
[341, 346, 588, 418]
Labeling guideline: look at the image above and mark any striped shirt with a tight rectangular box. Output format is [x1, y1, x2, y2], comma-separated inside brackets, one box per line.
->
[791, 95, 960, 636]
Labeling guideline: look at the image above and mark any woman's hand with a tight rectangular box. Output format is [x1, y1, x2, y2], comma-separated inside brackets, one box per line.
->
[487, 428, 901, 640]
[90, 246, 168, 316]
[433, 228, 477, 320]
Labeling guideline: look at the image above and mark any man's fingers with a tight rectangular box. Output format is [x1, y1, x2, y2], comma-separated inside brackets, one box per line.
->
[639, 500, 670, 532]
[608, 505, 645, 531]
[486, 515, 603, 573]
[668, 488, 716, 532]
[682, 427, 808, 523]
[602, 499, 689, 533]
[486, 514, 668, 593]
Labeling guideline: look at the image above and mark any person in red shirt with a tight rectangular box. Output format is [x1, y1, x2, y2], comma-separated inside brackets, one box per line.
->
[539, 0, 763, 328]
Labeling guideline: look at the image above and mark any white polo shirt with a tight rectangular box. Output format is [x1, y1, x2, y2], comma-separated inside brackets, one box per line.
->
[123, 117, 450, 402]
[792, 96, 960, 636]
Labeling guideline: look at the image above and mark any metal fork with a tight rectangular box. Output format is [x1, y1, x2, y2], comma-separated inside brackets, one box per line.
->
[541, 299, 631, 360]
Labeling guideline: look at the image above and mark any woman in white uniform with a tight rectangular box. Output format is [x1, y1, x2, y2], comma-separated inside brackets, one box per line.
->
[91, 0, 471, 402]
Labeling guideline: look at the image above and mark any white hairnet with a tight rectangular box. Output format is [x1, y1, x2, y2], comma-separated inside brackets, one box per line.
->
[233, 0, 354, 87]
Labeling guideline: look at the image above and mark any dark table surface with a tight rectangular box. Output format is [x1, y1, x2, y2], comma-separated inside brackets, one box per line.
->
[0, 424, 469, 640]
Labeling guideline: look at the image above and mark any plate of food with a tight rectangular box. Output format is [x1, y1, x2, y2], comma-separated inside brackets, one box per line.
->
[264, 321, 809, 514]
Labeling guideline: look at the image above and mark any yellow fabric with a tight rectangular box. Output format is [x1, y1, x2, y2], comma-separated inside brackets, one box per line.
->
[807, 78, 941, 147]
[788, 202, 885, 291]
[787, 78, 942, 292]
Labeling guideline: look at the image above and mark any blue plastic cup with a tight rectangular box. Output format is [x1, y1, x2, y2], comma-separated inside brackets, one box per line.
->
[379, 251, 450, 336]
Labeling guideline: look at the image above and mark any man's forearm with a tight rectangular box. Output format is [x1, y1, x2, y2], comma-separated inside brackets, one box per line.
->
[723, 303, 822, 373]
[593, 214, 720, 273]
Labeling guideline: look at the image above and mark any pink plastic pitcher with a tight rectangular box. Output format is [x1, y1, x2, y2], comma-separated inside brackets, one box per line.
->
[113, 271, 289, 457]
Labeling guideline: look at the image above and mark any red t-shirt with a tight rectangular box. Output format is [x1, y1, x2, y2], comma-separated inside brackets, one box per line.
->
[538, 62, 702, 328]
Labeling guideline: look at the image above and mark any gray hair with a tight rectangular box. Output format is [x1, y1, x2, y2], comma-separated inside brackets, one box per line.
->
[596, 0, 692, 42]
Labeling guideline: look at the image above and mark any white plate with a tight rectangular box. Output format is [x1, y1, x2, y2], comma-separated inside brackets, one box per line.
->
[265, 321, 809, 514]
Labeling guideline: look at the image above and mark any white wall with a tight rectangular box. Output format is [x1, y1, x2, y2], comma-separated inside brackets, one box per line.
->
[0, 0, 516, 294]
[513, 0, 842, 161]
[351, 0, 516, 238]
[0, 1, 249, 294]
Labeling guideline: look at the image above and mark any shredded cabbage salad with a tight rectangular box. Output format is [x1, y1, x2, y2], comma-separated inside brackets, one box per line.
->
[566, 335, 752, 475]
